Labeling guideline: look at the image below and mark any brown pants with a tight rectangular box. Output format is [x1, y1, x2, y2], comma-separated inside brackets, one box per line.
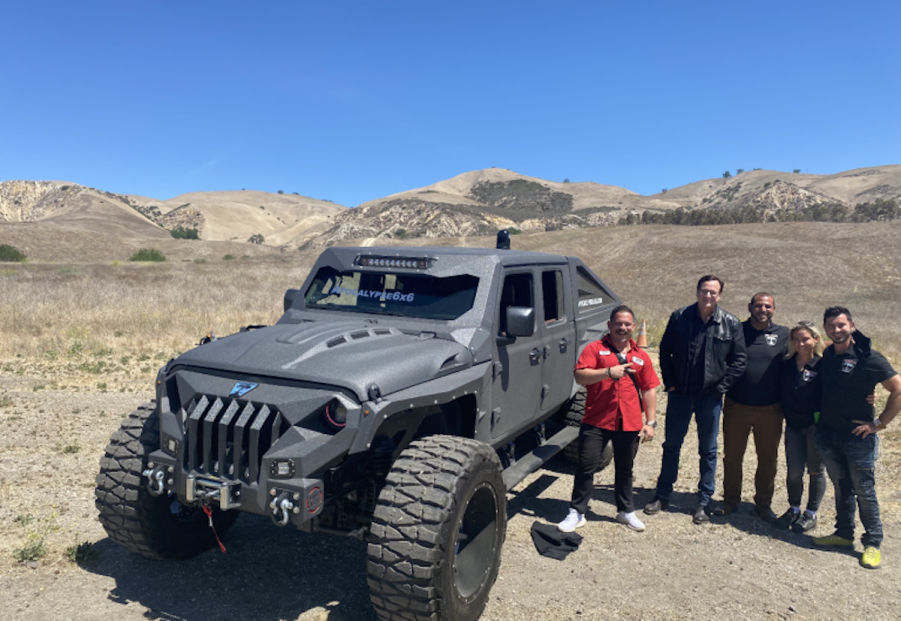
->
[722, 398, 784, 509]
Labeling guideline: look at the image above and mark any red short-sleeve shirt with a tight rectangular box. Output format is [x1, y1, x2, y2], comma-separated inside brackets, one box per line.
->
[575, 336, 660, 431]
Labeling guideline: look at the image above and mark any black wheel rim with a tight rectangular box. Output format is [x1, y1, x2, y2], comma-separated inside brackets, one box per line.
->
[453, 482, 499, 600]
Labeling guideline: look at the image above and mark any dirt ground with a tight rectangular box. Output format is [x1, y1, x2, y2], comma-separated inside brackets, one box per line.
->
[1, 371, 900, 621]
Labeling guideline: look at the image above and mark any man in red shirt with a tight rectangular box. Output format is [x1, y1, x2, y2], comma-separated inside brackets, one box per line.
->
[558, 305, 660, 533]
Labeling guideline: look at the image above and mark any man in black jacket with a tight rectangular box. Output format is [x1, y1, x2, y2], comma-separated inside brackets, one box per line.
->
[644, 275, 747, 524]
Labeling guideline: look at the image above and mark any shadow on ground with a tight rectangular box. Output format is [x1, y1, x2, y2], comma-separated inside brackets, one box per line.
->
[82, 515, 378, 621]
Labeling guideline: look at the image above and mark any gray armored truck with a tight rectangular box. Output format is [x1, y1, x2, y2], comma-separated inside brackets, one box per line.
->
[96, 239, 620, 621]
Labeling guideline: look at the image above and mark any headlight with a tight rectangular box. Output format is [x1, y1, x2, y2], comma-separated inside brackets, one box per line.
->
[324, 401, 347, 429]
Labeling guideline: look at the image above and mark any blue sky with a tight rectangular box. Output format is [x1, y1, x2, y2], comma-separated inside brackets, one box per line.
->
[2, 1, 898, 206]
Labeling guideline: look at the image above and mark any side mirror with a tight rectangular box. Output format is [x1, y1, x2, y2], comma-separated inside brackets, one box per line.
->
[505, 306, 535, 337]
[284, 288, 301, 312]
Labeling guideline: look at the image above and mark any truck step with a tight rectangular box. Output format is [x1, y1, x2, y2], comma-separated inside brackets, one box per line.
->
[502, 425, 579, 491]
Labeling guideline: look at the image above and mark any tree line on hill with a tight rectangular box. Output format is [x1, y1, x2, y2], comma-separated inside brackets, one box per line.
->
[619, 198, 899, 227]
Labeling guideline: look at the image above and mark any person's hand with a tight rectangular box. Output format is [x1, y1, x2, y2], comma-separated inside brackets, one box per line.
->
[667, 387, 675, 392]
[852, 420, 880, 438]
[639, 425, 656, 443]
[866, 392, 876, 405]
[608, 363, 633, 379]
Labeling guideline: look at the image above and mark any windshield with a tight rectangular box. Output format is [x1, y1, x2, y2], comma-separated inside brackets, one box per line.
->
[304, 267, 479, 320]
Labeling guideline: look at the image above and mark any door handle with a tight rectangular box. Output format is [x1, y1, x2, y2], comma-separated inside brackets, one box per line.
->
[529, 348, 542, 361]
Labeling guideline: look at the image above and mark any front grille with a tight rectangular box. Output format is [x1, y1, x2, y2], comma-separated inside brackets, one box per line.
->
[183, 395, 288, 483]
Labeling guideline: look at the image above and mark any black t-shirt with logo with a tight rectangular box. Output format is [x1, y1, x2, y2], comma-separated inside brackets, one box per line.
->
[727, 321, 789, 406]
[819, 332, 897, 431]
[780, 354, 822, 431]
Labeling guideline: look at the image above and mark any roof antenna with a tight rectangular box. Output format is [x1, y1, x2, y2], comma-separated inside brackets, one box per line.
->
[496, 229, 511, 250]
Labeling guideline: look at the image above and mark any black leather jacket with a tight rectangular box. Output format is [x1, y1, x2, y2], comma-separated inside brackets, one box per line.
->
[659, 303, 747, 395]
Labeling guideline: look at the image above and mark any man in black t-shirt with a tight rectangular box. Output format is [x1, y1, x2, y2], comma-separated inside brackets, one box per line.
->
[813, 307, 901, 570]
[717, 293, 789, 521]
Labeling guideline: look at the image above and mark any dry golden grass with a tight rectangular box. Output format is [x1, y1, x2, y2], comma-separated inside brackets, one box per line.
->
[3, 220, 901, 368]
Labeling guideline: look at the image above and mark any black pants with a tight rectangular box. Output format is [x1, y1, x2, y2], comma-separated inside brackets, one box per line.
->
[570, 424, 640, 514]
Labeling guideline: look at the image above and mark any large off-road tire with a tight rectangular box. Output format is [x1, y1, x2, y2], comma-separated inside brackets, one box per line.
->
[95, 401, 239, 560]
[367, 436, 506, 621]
[561, 387, 613, 472]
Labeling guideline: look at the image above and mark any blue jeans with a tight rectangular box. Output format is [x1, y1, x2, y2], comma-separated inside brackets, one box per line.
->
[655, 392, 723, 507]
[784, 425, 826, 512]
[815, 425, 882, 547]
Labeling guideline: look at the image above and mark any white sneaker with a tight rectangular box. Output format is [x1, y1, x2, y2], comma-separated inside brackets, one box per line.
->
[557, 508, 586, 533]
[616, 511, 645, 532]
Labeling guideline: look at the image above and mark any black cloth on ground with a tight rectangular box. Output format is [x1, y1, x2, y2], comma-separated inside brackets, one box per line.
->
[530, 521, 583, 560]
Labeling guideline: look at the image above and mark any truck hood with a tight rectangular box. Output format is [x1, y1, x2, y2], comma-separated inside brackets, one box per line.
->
[171, 322, 474, 403]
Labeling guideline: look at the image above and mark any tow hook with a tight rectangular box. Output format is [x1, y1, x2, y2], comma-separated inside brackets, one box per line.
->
[270, 491, 297, 526]
[142, 463, 168, 496]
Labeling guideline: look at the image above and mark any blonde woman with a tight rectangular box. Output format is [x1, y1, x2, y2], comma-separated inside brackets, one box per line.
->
[775, 321, 827, 532]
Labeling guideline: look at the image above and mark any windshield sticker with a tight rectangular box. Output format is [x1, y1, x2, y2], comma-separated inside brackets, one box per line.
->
[578, 297, 604, 308]
[329, 285, 415, 302]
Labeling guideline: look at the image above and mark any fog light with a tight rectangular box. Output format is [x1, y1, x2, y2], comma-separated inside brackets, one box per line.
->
[161, 434, 180, 456]
[269, 459, 296, 478]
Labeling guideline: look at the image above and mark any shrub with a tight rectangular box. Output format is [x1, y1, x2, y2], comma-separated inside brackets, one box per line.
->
[277, 190, 284, 194]
[793, 169, 801, 173]
[193, 258, 206, 264]
[508, 227, 522, 235]
[722, 171, 732, 179]
[0, 244, 26, 262]
[736, 168, 745, 174]
[66, 541, 99, 565]
[395, 229, 408, 239]
[248, 234, 265, 245]
[170, 225, 200, 240]
[223, 254, 235, 260]
[128, 248, 167, 262]
[14, 538, 47, 562]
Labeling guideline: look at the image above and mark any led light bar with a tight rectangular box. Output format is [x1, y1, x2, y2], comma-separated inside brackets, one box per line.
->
[356, 255, 432, 269]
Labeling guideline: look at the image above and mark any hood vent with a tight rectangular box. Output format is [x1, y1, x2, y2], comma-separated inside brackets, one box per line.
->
[326, 336, 347, 348]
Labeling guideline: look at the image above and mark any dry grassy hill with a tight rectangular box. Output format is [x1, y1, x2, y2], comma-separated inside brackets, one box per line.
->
[2, 166, 899, 258]
[300, 165, 901, 247]
[0, 181, 346, 261]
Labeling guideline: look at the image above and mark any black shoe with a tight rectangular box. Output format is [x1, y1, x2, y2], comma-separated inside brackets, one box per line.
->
[693, 505, 710, 524]
[643, 497, 669, 515]
[774, 509, 800, 530]
[754, 505, 777, 523]
[713, 502, 737, 517]
[792, 511, 817, 533]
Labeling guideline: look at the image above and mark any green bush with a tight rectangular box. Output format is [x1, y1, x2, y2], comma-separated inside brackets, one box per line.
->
[223, 254, 235, 260]
[0, 244, 26, 262]
[170, 225, 200, 240]
[395, 229, 408, 239]
[248, 234, 265, 245]
[508, 227, 522, 235]
[128, 248, 167, 262]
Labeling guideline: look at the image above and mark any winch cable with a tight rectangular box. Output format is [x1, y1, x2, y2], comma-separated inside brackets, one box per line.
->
[202, 505, 227, 553]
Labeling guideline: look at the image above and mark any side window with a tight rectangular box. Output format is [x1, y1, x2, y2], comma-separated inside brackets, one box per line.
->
[542, 270, 565, 323]
[498, 272, 533, 335]
[576, 266, 607, 314]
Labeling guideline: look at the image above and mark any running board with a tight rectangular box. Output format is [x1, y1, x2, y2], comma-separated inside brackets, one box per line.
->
[502, 425, 579, 491]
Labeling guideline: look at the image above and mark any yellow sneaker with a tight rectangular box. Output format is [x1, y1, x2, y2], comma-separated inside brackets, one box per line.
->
[860, 547, 881, 569]
[812, 533, 854, 548]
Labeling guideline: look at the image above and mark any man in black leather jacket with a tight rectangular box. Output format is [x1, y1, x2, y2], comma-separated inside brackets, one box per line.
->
[644, 275, 747, 524]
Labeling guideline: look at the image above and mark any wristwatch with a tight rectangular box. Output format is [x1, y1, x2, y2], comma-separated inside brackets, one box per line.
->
[873, 419, 884, 429]
[645, 420, 657, 429]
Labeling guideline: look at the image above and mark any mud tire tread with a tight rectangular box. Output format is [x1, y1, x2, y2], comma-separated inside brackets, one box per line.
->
[367, 435, 506, 621]
[95, 400, 238, 560]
